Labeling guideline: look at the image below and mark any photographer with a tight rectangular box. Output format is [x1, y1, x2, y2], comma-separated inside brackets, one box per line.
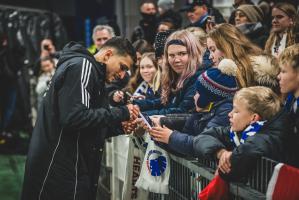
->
[34, 38, 59, 77]
[40, 39, 56, 60]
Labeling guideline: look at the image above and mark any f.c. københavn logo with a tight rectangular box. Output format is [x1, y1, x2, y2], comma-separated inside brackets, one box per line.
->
[146, 149, 167, 176]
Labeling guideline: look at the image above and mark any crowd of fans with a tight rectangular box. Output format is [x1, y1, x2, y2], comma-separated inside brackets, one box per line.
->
[26, 0, 299, 197]
[118, 0, 299, 183]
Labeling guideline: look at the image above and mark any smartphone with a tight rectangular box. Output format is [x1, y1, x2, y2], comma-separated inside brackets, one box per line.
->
[139, 112, 153, 129]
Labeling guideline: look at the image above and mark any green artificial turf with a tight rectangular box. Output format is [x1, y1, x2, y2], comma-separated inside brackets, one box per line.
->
[0, 155, 26, 200]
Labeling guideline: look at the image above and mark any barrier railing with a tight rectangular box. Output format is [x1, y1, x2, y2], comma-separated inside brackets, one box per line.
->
[97, 140, 278, 200]
[149, 155, 278, 200]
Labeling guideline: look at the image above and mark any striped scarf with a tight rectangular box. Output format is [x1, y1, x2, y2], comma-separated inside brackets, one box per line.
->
[229, 121, 266, 147]
[134, 81, 154, 97]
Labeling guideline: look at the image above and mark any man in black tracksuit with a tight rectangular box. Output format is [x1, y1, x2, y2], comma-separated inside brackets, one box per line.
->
[21, 37, 138, 200]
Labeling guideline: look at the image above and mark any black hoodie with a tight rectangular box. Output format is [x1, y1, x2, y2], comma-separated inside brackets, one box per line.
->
[21, 42, 130, 200]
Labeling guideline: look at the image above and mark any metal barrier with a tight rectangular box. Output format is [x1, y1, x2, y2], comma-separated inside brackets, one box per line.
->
[148, 155, 278, 200]
[98, 139, 278, 200]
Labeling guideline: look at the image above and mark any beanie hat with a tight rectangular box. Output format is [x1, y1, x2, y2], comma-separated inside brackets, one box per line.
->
[154, 30, 173, 58]
[195, 59, 238, 108]
[236, 5, 264, 23]
[157, 0, 174, 11]
[251, 55, 279, 88]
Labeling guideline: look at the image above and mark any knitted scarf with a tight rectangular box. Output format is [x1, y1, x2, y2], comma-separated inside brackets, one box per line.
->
[229, 121, 266, 147]
[134, 81, 154, 97]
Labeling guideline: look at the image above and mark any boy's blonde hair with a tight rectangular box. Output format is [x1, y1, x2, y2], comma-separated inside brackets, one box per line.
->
[234, 86, 281, 120]
[279, 44, 299, 70]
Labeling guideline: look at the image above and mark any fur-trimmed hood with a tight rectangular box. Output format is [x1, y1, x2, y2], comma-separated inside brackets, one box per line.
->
[218, 59, 238, 76]
[250, 55, 279, 88]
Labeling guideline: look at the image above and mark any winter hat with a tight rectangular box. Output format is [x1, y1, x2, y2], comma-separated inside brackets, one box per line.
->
[251, 55, 279, 89]
[154, 30, 173, 58]
[180, 0, 209, 12]
[236, 5, 264, 23]
[195, 59, 238, 108]
[157, 0, 174, 11]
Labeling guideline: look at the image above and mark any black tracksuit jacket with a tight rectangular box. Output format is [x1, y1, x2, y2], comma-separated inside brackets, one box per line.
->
[21, 42, 130, 200]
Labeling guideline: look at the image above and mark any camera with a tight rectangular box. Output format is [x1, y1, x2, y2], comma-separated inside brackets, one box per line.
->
[43, 44, 50, 51]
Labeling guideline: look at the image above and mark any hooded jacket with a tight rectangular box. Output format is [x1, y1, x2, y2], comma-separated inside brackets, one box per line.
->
[21, 42, 130, 200]
[159, 98, 232, 156]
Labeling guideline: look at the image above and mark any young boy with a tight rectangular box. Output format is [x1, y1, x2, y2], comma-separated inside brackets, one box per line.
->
[277, 44, 299, 167]
[192, 86, 290, 181]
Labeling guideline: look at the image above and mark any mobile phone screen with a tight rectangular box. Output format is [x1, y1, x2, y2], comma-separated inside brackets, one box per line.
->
[139, 112, 152, 129]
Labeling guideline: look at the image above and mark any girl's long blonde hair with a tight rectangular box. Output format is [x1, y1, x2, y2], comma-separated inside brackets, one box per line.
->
[141, 52, 161, 93]
[161, 30, 202, 105]
[265, 3, 298, 54]
[208, 23, 263, 88]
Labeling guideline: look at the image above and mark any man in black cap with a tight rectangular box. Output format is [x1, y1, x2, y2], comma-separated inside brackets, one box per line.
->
[180, 0, 225, 31]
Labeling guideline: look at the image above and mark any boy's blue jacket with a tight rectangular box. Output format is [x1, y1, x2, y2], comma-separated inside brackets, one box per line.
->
[164, 98, 233, 156]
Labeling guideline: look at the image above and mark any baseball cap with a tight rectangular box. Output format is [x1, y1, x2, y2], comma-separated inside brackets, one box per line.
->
[180, 0, 209, 12]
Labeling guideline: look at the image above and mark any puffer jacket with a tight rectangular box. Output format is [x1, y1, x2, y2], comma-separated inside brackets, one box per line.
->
[162, 99, 232, 156]
[21, 42, 130, 200]
[133, 71, 200, 116]
[192, 109, 292, 182]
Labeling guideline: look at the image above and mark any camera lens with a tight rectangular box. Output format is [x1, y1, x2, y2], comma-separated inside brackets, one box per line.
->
[44, 44, 50, 51]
